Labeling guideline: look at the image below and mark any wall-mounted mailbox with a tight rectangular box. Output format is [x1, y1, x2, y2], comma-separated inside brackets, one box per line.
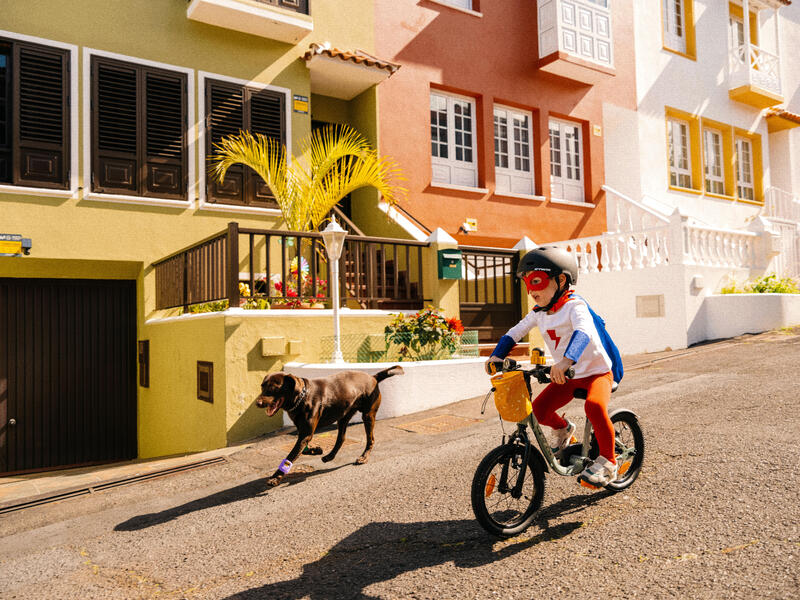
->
[437, 249, 463, 279]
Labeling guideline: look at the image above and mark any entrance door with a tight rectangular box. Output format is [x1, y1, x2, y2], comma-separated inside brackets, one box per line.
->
[0, 278, 137, 475]
[459, 248, 521, 343]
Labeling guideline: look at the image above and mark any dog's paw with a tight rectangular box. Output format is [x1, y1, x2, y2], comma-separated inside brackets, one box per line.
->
[354, 456, 369, 465]
[303, 445, 323, 456]
[266, 476, 282, 487]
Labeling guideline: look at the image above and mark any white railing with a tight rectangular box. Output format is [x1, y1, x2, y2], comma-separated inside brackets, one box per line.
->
[603, 185, 670, 233]
[683, 224, 757, 269]
[548, 214, 759, 273]
[549, 225, 673, 273]
[762, 187, 800, 222]
[729, 43, 781, 95]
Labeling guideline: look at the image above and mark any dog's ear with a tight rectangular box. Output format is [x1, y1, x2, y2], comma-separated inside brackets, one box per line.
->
[280, 374, 298, 395]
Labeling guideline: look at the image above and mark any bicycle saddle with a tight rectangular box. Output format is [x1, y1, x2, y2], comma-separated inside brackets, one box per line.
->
[573, 381, 618, 400]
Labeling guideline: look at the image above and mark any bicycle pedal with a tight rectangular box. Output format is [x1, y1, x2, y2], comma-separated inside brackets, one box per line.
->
[579, 478, 601, 490]
[618, 460, 632, 476]
[569, 435, 577, 444]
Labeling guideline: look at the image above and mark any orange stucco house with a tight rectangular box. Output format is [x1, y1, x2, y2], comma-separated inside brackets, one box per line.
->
[369, 0, 637, 248]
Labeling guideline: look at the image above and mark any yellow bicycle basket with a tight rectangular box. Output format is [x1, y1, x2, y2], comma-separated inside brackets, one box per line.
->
[492, 370, 532, 422]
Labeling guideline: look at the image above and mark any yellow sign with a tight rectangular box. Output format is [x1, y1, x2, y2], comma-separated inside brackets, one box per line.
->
[466, 218, 478, 230]
[293, 94, 309, 114]
[592, 124, 603, 137]
[0, 240, 22, 254]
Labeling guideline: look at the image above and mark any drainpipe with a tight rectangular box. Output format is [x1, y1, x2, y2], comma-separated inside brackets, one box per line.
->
[775, 6, 782, 95]
[743, 0, 751, 77]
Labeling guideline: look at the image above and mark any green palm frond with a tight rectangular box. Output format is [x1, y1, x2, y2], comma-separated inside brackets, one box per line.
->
[209, 124, 406, 232]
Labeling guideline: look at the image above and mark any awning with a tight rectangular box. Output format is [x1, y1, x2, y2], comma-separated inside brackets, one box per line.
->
[303, 43, 400, 101]
[766, 108, 800, 133]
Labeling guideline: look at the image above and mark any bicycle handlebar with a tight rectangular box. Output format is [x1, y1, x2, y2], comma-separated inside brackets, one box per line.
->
[498, 357, 575, 383]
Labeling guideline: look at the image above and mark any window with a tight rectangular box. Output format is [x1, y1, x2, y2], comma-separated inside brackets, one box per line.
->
[91, 56, 187, 199]
[549, 118, 583, 202]
[667, 118, 692, 189]
[663, 0, 686, 52]
[205, 78, 286, 207]
[0, 37, 70, 189]
[430, 91, 477, 188]
[735, 136, 755, 201]
[438, 0, 472, 9]
[703, 128, 725, 195]
[662, 0, 695, 58]
[494, 106, 534, 196]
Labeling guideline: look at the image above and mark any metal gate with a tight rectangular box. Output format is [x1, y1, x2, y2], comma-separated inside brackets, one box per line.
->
[458, 247, 521, 343]
[769, 221, 800, 278]
[0, 278, 137, 475]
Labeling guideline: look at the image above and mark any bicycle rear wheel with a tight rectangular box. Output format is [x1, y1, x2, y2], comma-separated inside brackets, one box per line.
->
[471, 444, 546, 538]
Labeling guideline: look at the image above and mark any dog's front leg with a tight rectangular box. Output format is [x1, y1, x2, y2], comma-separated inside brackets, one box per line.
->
[266, 431, 312, 487]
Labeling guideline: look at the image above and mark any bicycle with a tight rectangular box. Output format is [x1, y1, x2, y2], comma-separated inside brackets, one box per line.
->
[471, 351, 645, 538]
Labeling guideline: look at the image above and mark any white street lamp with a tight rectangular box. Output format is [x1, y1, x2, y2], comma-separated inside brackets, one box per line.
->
[321, 217, 347, 364]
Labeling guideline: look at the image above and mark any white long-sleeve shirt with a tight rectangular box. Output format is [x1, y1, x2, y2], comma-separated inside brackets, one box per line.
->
[505, 296, 612, 379]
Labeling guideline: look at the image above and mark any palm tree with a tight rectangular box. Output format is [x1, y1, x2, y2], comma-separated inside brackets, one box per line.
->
[209, 124, 406, 232]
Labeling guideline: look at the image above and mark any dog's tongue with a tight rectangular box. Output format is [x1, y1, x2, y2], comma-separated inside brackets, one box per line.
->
[266, 398, 283, 417]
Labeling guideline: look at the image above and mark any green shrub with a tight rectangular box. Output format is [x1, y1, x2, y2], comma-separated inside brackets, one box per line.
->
[384, 306, 465, 361]
[720, 273, 800, 294]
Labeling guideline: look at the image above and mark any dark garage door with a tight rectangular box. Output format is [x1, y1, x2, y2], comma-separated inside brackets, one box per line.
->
[0, 278, 137, 475]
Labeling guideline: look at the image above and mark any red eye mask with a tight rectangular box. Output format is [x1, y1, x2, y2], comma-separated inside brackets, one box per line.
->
[522, 270, 551, 292]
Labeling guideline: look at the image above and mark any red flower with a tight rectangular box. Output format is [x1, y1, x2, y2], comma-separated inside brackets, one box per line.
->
[447, 318, 464, 335]
[274, 281, 282, 292]
[287, 290, 298, 298]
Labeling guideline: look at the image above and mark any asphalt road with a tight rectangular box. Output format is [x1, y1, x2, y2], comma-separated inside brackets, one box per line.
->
[1, 328, 799, 600]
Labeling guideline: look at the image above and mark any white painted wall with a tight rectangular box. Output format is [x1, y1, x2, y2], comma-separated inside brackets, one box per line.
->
[283, 357, 489, 425]
[699, 293, 800, 340]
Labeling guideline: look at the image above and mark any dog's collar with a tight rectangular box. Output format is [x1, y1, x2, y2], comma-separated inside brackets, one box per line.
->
[285, 378, 309, 413]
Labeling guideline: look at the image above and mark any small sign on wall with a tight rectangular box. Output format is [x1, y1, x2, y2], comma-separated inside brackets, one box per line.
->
[636, 294, 665, 318]
[293, 94, 309, 114]
[592, 125, 603, 137]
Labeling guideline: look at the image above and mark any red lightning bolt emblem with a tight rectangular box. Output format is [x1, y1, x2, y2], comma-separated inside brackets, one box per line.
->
[547, 329, 561, 347]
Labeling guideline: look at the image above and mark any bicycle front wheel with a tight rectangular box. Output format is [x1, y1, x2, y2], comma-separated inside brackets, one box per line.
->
[471, 444, 546, 538]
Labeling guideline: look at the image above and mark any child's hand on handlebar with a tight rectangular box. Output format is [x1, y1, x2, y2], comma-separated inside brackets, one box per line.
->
[549, 358, 575, 385]
[485, 356, 503, 375]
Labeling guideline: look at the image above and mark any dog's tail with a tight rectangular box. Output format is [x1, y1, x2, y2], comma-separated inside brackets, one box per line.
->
[374, 365, 404, 383]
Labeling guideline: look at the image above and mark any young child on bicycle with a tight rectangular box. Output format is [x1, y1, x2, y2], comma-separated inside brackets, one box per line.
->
[484, 246, 617, 487]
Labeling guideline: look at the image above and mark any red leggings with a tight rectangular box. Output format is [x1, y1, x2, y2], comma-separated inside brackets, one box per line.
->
[532, 371, 615, 463]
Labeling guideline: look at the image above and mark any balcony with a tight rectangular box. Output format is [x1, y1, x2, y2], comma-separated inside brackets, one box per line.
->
[187, 0, 312, 44]
[728, 43, 783, 108]
[537, 0, 615, 84]
[303, 44, 400, 101]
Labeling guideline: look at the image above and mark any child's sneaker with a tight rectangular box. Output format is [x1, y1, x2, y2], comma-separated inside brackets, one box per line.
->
[550, 420, 576, 454]
[578, 456, 618, 488]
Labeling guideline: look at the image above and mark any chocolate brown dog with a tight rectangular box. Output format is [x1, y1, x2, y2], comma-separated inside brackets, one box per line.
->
[256, 366, 404, 486]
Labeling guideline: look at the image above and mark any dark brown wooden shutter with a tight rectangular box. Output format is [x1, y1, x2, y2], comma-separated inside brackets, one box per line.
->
[259, 0, 309, 14]
[206, 79, 245, 205]
[92, 58, 138, 194]
[247, 87, 284, 207]
[0, 42, 11, 184]
[144, 69, 186, 199]
[12, 41, 69, 189]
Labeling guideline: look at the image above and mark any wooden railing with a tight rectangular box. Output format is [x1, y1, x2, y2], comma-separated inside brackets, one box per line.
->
[153, 222, 428, 310]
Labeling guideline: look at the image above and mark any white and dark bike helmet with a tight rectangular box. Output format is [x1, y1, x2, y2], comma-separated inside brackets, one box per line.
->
[517, 246, 578, 312]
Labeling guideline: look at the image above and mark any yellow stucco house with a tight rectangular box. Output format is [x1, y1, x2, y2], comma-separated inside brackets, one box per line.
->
[0, 0, 409, 474]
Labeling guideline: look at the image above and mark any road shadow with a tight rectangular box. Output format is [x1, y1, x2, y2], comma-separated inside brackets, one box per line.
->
[224, 517, 583, 600]
[114, 465, 349, 532]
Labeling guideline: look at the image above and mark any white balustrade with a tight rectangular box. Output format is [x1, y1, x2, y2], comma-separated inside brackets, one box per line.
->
[763, 187, 800, 222]
[729, 43, 781, 95]
[602, 185, 670, 233]
[684, 225, 756, 269]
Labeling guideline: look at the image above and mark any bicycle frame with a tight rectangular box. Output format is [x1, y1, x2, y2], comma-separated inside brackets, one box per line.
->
[498, 369, 637, 479]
